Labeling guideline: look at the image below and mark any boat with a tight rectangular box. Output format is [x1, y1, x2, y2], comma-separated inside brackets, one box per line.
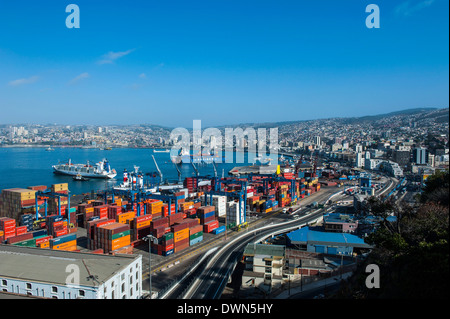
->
[73, 173, 90, 181]
[253, 157, 272, 166]
[153, 149, 170, 153]
[46, 146, 55, 151]
[170, 148, 223, 164]
[53, 159, 117, 179]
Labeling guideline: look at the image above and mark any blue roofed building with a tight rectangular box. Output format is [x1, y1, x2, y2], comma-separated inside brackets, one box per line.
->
[286, 226, 372, 256]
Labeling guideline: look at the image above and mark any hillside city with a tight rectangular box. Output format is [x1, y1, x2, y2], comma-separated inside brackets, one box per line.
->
[1, 108, 448, 178]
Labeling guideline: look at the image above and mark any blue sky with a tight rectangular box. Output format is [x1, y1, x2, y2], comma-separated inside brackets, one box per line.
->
[0, 0, 448, 127]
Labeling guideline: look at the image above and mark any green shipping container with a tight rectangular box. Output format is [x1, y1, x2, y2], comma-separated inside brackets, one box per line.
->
[189, 231, 203, 240]
[163, 232, 174, 240]
[112, 229, 131, 240]
[13, 238, 36, 247]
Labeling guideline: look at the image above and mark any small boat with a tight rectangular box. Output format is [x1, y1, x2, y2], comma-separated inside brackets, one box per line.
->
[153, 149, 170, 153]
[46, 146, 55, 151]
[73, 173, 90, 181]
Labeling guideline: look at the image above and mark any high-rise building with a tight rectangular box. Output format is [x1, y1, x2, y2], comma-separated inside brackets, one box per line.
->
[412, 148, 429, 165]
[313, 136, 321, 146]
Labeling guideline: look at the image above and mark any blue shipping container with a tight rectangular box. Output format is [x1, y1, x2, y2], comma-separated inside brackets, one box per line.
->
[189, 235, 203, 246]
[163, 249, 174, 256]
[31, 229, 48, 238]
[51, 233, 76, 245]
[212, 225, 226, 235]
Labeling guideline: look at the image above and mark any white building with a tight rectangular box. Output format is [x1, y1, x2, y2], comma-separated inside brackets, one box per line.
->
[241, 244, 285, 292]
[0, 245, 142, 299]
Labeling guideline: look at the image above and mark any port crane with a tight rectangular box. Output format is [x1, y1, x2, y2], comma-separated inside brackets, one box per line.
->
[151, 155, 164, 185]
[34, 189, 71, 219]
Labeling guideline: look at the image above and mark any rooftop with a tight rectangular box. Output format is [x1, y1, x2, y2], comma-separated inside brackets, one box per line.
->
[243, 243, 285, 257]
[0, 244, 141, 288]
[286, 227, 372, 249]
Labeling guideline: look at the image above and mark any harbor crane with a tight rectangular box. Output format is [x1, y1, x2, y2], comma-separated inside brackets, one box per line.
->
[152, 155, 163, 184]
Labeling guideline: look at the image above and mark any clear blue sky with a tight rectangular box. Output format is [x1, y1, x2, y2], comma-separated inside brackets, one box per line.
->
[0, 0, 448, 127]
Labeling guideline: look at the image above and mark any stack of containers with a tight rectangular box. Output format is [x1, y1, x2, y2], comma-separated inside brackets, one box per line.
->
[0, 188, 37, 220]
[96, 222, 131, 254]
[179, 201, 194, 213]
[161, 203, 176, 217]
[171, 220, 191, 253]
[226, 201, 244, 226]
[184, 177, 198, 193]
[131, 214, 152, 241]
[108, 205, 122, 220]
[94, 204, 109, 219]
[197, 206, 215, 224]
[116, 211, 135, 224]
[50, 233, 77, 251]
[208, 195, 227, 217]
[48, 183, 69, 214]
[86, 218, 115, 250]
[168, 212, 183, 226]
[46, 215, 67, 237]
[78, 203, 94, 227]
[152, 232, 174, 256]
[19, 213, 34, 231]
[150, 217, 169, 238]
[146, 200, 163, 217]
[15, 225, 27, 236]
[189, 223, 203, 246]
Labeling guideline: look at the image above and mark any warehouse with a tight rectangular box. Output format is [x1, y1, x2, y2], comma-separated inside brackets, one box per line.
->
[286, 226, 371, 256]
[0, 244, 142, 299]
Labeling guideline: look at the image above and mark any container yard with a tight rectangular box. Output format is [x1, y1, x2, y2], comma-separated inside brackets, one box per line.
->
[0, 163, 325, 259]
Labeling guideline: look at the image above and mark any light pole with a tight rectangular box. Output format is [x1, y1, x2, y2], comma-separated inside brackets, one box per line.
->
[144, 234, 158, 299]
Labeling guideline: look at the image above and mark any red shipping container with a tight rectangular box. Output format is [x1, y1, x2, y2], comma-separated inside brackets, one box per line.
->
[203, 220, 219, 233]
[55, 229, 68, 237]
[7, 232, 33, 244]
[35, 236, 52, 245]
[189, 224, 203, 235]
[15, 226, 28, 236]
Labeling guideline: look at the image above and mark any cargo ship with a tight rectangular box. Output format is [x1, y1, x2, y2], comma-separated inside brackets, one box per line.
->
[171, 148, 223, 164]
[52, 159, 117, 179]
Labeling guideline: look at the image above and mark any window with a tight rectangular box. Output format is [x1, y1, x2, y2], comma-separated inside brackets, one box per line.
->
[26, 283, 32, 290]
[79, 290, 85, 297]
[135, 271, 139, 280]
[121, 273, 125, 281]
[265, 260, 272, 266]
[1, 280, 7, 287]
[130, 287, 133, 296]
[121, 283, 125, 293]
[129, 276, 133, 284]
[52, 286, 58, 293]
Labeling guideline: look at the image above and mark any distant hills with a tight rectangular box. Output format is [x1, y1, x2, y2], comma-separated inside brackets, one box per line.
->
[213, 107, 448, 129]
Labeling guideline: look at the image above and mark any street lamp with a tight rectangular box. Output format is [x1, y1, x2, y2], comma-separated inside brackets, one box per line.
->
[143, 234, 158, 299]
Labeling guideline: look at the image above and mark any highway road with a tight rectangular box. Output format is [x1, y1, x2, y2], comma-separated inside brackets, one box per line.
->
[147, 173, 400, 299]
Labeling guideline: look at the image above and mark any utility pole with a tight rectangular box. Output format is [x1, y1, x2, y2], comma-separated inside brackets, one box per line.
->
[144, 234, 158, 299]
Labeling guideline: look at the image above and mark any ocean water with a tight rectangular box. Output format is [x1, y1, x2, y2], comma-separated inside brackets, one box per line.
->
[0, 147, 275, 195]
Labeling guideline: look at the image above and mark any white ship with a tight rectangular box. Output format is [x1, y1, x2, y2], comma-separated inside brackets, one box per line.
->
[52, 159, 117, 179]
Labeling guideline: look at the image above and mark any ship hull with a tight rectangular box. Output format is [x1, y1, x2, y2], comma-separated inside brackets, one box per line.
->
[53, 167, 116, 179]
[171, 155, 223, 164]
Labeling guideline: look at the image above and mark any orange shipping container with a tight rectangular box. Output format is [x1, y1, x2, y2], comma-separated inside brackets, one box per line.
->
[116, 211, 136, 224]
[136, 220, 151, 229]
[52, 239, 77, 251]
[174, 228, 189, 242]
[111, 235, 131, 251]
[39, 241, 50, 248]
